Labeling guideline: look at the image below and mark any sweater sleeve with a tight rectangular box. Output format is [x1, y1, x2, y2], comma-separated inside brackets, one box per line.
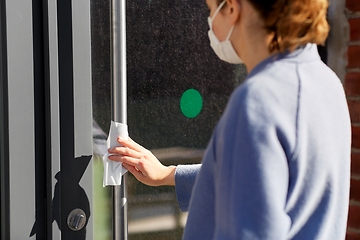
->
[174, 164, 201, 212]
[212, 79, 295, 239]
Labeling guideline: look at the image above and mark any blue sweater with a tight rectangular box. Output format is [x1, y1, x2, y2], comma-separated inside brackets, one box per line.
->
[175, 44, 351, 240]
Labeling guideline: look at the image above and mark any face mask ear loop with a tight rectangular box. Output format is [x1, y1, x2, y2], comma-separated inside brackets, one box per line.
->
[211, 0, 227, 22]
[226, 25, 235, 41]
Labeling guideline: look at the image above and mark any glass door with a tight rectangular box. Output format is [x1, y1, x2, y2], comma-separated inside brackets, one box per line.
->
[91, 0, 247, 239]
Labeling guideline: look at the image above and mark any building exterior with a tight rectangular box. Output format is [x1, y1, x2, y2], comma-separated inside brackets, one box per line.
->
[345, 0, 360, 239]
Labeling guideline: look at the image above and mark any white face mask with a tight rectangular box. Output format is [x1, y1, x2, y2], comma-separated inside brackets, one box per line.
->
[208, 0, 243, 64]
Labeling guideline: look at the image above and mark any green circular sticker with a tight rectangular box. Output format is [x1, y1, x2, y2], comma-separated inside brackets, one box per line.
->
[180, 89, 203, 118]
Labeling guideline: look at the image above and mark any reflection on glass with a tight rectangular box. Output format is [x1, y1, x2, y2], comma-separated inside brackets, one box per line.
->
[91, 0, 247, 239]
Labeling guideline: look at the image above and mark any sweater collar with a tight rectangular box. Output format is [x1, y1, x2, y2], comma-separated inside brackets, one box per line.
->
[246, 43, 320, 80]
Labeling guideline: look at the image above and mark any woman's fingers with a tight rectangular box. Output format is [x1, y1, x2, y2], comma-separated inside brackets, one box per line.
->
[122, 163, 145, 182]
[108, 154, 141, 168]
[117, 137, 144, 152]
[107, 138, 175, 186]
[108, 145, 140, 158]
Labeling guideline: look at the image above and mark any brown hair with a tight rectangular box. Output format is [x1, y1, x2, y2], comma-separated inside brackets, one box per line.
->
[218, 0, 330, 52]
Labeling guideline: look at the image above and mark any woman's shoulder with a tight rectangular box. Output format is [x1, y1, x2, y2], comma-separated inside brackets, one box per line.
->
[234, 61, 299, 105]
[220, 61, 301, 131]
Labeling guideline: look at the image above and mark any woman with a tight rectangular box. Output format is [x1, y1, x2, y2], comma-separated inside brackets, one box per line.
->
[109, 0, 351, 238]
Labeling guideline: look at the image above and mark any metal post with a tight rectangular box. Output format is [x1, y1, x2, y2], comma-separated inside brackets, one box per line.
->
[110, 0, 127, 239]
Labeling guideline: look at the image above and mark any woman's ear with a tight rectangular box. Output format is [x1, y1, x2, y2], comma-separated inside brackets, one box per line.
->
[226, 0, 241, 25]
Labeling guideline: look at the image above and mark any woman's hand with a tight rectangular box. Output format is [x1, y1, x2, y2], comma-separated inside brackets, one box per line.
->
[108, 137, 176, 186]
